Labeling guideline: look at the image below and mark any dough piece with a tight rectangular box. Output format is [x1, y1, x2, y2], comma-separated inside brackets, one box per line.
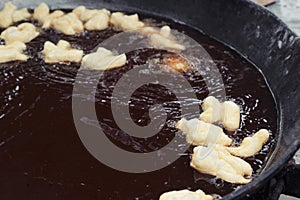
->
[159, 189, 213, 200]
[138, 26, 157, 35]
[81, 47, 126, 70]
[42, 10, 65, 29]
[72, 6, 110, 21]
[110, 12, 144, 30]
[72, 6, 110, 31]
[84, 12, 110, 31]
[51, 13, 84, 35]
[1, 23, 39, 44]
[191, 145, 252, 184]
[226, 129, 270, 157]
[12, 8, 31, 23]
[149, 26, 185, 51]
[176, 118, 232, 146]
[0, 2, 17, 28]
[0, 41, 28, 63]
[42, 40, 83, 63]
[33, 2, 50, 24]
[200, 96, 240, 131]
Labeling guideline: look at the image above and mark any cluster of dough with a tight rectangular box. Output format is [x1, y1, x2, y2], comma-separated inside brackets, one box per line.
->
[81, 47, 126, 70]
[42, 40, 83, 63]
[176, 118, 232, 146]
[191, 145, 252, 184]
[0, 2, 31, 28]
[33, 3, 84, 35]
[0, 41, 27, 63]
[0, 2, 186, 63]
[0, 23, 39, 44]
[33, 4, 112, 34]
[159, 189, 213, 200]
[73, 6, 110, 31]
[33, 3, 185, 50]
[174, 96, 270, 186]
[200, 96, 240, 131]
[109, 12, 185, 50]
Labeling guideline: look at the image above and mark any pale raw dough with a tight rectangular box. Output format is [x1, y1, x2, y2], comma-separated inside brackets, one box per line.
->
[42, 10, 65, 29]
[51, 13, 84, 35]
[176, 118, 232, 146]
[110, 12, 144, 30]
[200, 96, 240, 131]
[0, 2, 16, 28]
[12, 8, 31, 23]
[72, 6, 110, 21]
[149, 26, 185, 51]
[191, 145, 252, 184]
[34, 3, 83, 34]
[84, 12, 110, 31]
[226, 129, 270, 157]
[159, 189, 213, 200]
[0, 41, 28, 63]
[33, 2, 50, 24]
[81, 47, 126, 70]
[72, 6, 110, 31]
[42, 40, 83, 63]
[0, 23, 39, 44]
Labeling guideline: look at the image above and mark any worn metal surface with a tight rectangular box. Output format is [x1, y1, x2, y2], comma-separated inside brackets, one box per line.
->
[268, 0, 300, 167]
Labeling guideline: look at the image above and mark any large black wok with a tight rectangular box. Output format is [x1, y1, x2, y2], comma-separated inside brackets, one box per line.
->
[8, 0, 300, 199]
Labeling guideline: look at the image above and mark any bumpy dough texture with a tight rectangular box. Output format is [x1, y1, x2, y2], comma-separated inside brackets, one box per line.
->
[33, 2, 50, 24]
[200, 96, 241, 131]
[42, 40, 83, 63]
[159, 189, 213, 200]
[176, 118, 232, 146]
[72, 6, 110, 31]
[12, 8, 31, 23]
[149, 26, 186, 51]
[191, 145, 252, 184]
[0, 41, 28, 63]
[226, 129, 270, 157]
[0, 2, 31, 28]
[110, 12, 144, 31]
[34, 3, 84, 35]
[81, 47, 126, 70]
[51, 13, 84, 35]
[42, 10, 65, 29]
[0, 23, 39, 44]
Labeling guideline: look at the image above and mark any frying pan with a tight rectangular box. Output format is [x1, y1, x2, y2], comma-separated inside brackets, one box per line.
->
[5, 0, 300, 199]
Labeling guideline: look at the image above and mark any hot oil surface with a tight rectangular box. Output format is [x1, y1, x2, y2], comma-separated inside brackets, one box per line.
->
[0, 12, 277, 200]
